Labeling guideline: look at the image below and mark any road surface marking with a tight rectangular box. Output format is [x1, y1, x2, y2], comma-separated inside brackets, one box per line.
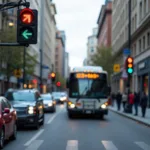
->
[47, 109, 62, 124]
[24, 129, 44, 146]
[135, 142, 150, 150]
[25, 140, 43, 150]
[102, 141, 118, 150]
[66, 140, 78, 150]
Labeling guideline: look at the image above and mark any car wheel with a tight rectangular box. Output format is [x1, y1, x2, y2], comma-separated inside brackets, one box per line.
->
[0, 128, 4, 149]
[68, 113, 73, 119]
[11, 123, 17, 140]
[99, 114, 104, 120]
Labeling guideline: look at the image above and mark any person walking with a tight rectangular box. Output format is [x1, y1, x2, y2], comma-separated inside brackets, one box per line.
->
[134, 92, 140, 116]
[111, 92, 116, 107]
[116, 91, 122, 111]
[140, 92, 148, 118]
[128, 91, 134, 114]
[122, 92, 128, 112]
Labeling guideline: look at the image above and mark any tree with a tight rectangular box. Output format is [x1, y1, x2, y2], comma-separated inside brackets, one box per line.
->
[91, 47, 114, 83]
[0, 27, 37, 89]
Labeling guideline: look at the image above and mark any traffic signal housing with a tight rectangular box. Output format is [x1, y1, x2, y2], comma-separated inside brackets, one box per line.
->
[17, 8, 38, 44]
[126, 56, 134, 74]
[51, 72, 56, 82]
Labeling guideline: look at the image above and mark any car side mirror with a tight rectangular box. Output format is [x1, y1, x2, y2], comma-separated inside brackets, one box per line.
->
[4, 108, 10, 114]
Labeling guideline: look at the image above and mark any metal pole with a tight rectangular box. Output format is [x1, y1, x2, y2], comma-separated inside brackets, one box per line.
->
[39, 0, 45, 93]
[127, 0, 131, 102]
[23, 46, 26, 88]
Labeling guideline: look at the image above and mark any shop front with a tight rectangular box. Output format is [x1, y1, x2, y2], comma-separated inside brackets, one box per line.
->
[137, 57, 150, 107]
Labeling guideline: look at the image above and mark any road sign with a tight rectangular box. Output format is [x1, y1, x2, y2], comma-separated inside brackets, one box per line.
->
[14, 69, 22, 78]
[123, 49, 131, 55]
[122, 69, 128, 79]
[113, 64, 120, 72]
[17, 8, 38, 44]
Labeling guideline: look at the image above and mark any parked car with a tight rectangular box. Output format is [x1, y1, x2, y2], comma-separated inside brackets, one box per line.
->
[0, 97, 17, 149]
[5, 89, 44, 129]
[41, 93, 56, 112]
[52, 92, 65, 104]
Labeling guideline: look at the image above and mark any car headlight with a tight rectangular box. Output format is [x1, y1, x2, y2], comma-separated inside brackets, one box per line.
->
[101, 104, 107, 109]
[28, 106, 35, 114]
[60, 97, 66, 101]
[48, 102, 53, 107]
[70, 104, 75, 108]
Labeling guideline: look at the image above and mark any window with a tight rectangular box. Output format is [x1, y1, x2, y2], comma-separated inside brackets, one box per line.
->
[139, 39, 142, 53]
[147, 32, 150, 46]
[91, 48, 94, 53]
[140, 2, 142, 20]
[7, 8, 13, 15]
[143, 36, 145, 50]
[144, 0, 147, 14]
[135, 14, 137, 29]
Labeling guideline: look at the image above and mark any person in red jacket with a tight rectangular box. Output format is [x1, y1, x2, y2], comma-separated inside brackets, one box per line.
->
[129, 91, 134, 113]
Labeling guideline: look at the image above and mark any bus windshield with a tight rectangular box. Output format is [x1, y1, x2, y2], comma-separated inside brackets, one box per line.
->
[69, 73, 108, 98]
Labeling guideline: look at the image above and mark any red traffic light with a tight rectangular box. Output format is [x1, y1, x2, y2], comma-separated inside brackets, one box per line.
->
[20, 8, 34, 24]
[56, 82, 61, 87]
[32, 79, 37, 84]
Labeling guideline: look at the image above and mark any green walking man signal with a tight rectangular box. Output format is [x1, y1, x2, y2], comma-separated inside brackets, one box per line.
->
[17, 8, 38, 44]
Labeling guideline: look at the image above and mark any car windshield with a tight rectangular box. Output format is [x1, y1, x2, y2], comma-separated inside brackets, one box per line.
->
[41, 94, 52, 100]
[52, 92, 62, 97]
[69, 79, 108, 98]
[6, 92, 36, 101]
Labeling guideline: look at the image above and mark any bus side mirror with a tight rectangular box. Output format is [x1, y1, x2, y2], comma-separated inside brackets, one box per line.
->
[66, 79, 69, 88]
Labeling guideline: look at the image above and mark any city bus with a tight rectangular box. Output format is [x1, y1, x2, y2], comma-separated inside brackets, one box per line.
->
[66, 66, 111, 119]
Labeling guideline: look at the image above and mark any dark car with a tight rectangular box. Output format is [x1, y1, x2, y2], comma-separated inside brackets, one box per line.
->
[0, 97, 17, 149]
[5, 89, 44, 129]
[52, 92, 65, 104]
[41, 94, 56, 112]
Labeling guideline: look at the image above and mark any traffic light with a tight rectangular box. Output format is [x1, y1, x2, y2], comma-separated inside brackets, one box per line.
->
[17, 8, 38, 44]
[56, 81, 61, 87]
[126, 56, 134, 74]
[51, 72, 56, 82]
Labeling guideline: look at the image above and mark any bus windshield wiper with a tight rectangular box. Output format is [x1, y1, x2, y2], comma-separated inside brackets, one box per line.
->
[76, 86, 88, 102]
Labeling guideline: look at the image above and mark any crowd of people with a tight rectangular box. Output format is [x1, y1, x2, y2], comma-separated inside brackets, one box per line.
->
[110, 91, 148, 118]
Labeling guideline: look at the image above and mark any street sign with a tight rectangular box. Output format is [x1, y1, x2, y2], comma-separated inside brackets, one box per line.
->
[14, 69, 22, 78]
[123, 49, 131, 55]
[113, 64, 120, 72]
[122, 69, 128, 79]
[17, 8, 38, 44]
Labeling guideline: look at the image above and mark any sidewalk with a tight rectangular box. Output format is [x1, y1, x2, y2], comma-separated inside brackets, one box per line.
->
[109, 104, 150, 126]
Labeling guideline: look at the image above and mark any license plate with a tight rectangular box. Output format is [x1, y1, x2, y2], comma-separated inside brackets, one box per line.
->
[86, 111, 91, 114]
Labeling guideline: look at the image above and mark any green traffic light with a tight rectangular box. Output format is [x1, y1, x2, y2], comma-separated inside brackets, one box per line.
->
[128, 68, 133, 74]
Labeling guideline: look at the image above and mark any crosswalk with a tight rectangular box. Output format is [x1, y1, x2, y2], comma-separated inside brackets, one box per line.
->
[24, 140, 150, 150]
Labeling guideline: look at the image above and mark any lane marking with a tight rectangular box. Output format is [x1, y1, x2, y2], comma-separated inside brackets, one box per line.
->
[66, 140, 78, 150]
[135, 142, 150, 150]
[47, 109, 63, 124]
[24, 129, 44, 146]
[102, 141, 118, 150]
[25, 140, 43, 150]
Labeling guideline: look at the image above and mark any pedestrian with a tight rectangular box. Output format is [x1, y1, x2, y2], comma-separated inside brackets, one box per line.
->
[128, 91, 134, 114]
[116, 91, 122, 111]
[111, 92, 116, 107]
[140, 92, 148, 118]
[122, 92, 127, 112]
[134, 92, 140, 116]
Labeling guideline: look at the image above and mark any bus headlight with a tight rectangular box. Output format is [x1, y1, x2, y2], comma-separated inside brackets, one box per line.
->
[70, 104, 75, 108]
[101, 104, 106, 109]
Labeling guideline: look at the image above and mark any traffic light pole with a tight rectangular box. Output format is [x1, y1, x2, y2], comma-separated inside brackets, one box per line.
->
[127, 0, 131, 102]
[23, 46, 26, 89]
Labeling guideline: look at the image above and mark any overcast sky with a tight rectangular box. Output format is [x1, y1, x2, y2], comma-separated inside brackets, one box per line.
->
[54, 0, 105, 68]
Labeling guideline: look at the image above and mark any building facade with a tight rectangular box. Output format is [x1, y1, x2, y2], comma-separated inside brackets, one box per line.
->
[64, 52, 69, 79]
[97, 0, 112, 48]
[111, 0, 150, 106]
[55, 31, 65, 77]
[87, 27, 98, 65]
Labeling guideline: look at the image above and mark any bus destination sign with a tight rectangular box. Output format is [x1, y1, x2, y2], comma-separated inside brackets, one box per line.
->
[76, 73, 99, 79]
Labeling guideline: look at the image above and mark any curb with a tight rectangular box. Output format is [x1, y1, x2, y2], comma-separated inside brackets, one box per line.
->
[109, 107, 150, 127]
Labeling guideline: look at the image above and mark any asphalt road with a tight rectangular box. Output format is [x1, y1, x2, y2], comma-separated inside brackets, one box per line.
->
[4, 104, 150, 150]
